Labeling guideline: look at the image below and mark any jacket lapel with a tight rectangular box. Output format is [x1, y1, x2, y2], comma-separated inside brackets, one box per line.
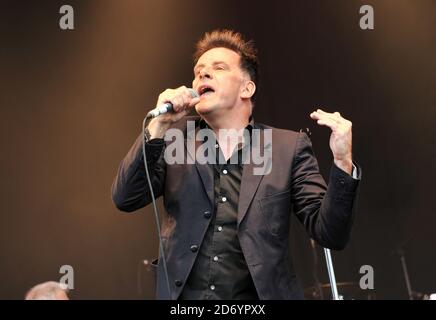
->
[238, 124, 268, 226]
[185, 120, 269, 222]
[186, 127, 215, 208]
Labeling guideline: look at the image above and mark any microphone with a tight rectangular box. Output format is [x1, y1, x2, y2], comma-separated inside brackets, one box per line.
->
[146, 88, 199, 119]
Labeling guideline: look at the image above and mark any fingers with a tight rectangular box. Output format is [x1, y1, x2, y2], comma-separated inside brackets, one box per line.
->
[314, 117, 338, 129]
[311, 109, 338, 121]
[168, 86, 190, 112]
[310, 108, 352, 132]
[157, 86, 198, 113]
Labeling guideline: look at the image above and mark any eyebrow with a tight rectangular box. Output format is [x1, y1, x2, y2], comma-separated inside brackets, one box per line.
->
[194, 61, 229, 73]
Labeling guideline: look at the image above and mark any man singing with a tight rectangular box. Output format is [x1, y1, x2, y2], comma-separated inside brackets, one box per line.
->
[112, 29, 361, 300]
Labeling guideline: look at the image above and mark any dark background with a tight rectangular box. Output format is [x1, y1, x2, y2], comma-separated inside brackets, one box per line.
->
[1, 0, 435, 299]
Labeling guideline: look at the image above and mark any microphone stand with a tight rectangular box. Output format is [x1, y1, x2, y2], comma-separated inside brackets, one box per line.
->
[324, 248, 340, 300]
[396, 248, 414, 300]
[392, 236, 424, 300]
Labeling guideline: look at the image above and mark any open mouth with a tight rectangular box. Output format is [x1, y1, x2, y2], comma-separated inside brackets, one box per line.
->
[198, 85, 215, 97]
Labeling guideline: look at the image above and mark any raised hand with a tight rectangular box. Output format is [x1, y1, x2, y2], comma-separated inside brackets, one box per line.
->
[310, 109, 353, 175]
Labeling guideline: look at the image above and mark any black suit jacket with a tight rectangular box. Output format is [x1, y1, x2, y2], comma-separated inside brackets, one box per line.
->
[112, 116, 360, 299]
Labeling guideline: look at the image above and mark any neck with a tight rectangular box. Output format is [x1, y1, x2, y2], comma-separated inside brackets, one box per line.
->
[204, 116, 249, 134]
[201, 104, 251, 134]
[202, 113, 251, 162]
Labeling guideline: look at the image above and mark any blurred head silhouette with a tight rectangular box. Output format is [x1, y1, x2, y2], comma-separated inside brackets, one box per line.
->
[25, 281, 69, 300]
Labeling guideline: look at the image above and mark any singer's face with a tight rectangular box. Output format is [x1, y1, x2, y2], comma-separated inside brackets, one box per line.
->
[192, 47, 248, 116]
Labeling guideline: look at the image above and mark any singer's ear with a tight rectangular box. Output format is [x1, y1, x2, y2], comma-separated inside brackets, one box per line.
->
[240, 80, 256, 100]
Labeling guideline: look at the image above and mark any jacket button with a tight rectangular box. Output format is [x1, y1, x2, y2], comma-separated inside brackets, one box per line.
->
[203, 211, 211, 219]
[190, 245, 198, 252]
[175, 280, 183, 287]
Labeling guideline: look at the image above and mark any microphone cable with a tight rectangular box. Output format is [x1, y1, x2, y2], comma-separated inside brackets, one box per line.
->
[141, 115, 172, 299]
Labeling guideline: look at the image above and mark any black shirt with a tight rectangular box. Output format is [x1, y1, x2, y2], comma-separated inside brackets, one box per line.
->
[179, 120, 259, 300]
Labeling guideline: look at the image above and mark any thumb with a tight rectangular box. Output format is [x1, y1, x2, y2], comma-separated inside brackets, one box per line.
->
[189, 96, 200, 107]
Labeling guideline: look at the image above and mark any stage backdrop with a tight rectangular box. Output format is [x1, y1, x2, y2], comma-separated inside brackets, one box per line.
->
[1, 0, 435, 299]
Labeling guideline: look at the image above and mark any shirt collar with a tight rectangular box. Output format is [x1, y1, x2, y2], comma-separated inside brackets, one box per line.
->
[198, 117, 254, 152]
[198, 116, 254, 133]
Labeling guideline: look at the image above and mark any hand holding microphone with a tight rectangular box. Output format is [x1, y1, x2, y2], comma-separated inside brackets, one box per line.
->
[146, 86, 200, 139]
[147, 86, 199, 119]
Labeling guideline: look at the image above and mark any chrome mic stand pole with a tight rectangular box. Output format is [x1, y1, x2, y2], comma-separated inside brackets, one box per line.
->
[324, 248, 340, 300]
[398, 248, 414, 300]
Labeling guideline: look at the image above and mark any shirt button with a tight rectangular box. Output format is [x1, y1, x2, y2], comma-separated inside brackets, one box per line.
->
[213, 256, 219, 262]
[217, 226, 223, 232]
[175, 280, 183, 287]
[222, 169, 228, 175]
[190, 245, 198, 252]
[203, 211, 211, 219]
[221, 196, 227, 203]
[210, 284, 216, 291]
[215, 144, 219, 149]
